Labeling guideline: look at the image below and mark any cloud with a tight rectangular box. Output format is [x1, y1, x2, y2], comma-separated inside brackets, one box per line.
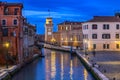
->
[23, 9, 84, 19]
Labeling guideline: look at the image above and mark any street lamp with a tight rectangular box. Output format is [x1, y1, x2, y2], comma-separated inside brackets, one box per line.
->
[3, 41, 10, 68]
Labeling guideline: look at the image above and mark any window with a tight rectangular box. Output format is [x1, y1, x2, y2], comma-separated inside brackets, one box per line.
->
[92, 34, 97, 39]
[29, 30, 32, 36]
[83, 34, 88, 39]
[116, 24, 119, 29]
[103, 44, 106, 49]
[93, 44, 96, 49]
[4, 8, 9, 15]
[13, 19, 17, 25]
[92, 24, 97, 29]
[116, 44, 119, 49]
[116, 34, 119, 39]
[102, 34, 110, 39]
[14, 8, 19, 15]
[2, 20, 6, 26]
[61, 26, 63, 30]
[2, 28, 8, 36]
[66, 26, 68, 30]
[107, 44, 109, 49]
[103, 44, 109, 49]
[83, 25, 88, 30]
[103, 24, 109, 30]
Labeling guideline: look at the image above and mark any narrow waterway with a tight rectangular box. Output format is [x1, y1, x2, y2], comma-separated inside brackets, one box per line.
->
[12, 49, 95, 80]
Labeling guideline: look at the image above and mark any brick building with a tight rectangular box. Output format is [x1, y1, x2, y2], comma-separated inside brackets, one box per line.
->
[58, 21, 83, 48]
[0, 2, 24, 64]
[0, 2, 36, 65]
[23, 20, 36, 62]
[45, 17, 83, 48]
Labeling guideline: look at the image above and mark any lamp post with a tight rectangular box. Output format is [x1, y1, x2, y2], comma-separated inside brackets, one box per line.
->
[3, 41, 10, 68]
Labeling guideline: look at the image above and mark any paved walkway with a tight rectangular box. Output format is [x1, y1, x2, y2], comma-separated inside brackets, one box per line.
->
[80, 51, 120, 80]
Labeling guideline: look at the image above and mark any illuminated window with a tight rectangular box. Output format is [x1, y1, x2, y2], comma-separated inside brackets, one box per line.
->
[66, 26, 68, 30]
[116, 34, 119, 39]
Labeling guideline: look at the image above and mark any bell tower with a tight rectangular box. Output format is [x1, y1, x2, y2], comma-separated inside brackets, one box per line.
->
[45, 17, 53, 42]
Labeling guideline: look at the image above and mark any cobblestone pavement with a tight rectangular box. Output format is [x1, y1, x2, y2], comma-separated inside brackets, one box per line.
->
[82, 51, 120, 80]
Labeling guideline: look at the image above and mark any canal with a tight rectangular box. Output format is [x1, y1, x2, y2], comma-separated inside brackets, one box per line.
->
[12, 49, 95, 80]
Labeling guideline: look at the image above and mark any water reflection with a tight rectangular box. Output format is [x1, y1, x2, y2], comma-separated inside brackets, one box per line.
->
[12, 49, 94, 80]
[51, 51, 56, 79]
[70, 60, 73, 80]
[61, 54, 64, 80]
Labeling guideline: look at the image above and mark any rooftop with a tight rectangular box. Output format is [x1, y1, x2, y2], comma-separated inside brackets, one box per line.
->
[87, 16, 120, 22]
[0, 2, 23, 7]
[58, 21, 82, 25]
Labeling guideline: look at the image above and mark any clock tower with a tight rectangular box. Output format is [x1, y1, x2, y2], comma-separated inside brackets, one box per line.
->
[45, 17, 53, 42]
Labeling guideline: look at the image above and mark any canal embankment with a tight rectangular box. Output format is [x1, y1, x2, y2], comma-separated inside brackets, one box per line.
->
[0, 54, 40, 80]
[75, 51, 109, 80]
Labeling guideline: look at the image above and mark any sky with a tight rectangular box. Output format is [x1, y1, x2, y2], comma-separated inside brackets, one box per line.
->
[1, 0, 120, 34]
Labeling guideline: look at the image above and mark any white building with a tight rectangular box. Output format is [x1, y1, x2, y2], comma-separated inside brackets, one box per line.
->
[82, 13, 120, 51]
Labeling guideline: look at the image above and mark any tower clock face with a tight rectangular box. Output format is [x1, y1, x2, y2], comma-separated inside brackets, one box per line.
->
[48, 32, 51, 35]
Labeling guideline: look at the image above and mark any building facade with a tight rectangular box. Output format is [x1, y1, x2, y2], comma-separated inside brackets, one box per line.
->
[0, 2, 24, 64]
[23, 20, 36, 62]
[58, 21, 83, 48]
[44, 18, 83, 48]
[82, 13, 120, 51]
[0, 2, 36, 65]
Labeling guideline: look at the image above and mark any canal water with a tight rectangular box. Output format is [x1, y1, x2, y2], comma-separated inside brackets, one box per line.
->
[12, 49, 95, 80]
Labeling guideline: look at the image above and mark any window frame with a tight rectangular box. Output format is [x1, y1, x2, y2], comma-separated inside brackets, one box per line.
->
[92, 34, 97, 39]
[116, 24, 119, 29]
[102, 34, 111, 39]
[13, 19, 18, 26]
[116, 34, 119, 39]
[1, 19, 7, 26]
[92, 24, 97, 29]
[103, 24, 109, 30]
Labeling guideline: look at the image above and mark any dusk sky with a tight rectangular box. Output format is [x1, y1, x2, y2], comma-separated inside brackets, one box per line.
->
[2, 0, 120, 34]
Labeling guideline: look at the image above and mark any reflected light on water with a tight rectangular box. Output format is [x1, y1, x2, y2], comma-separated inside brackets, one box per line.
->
[61, 53, 64, 80]
[51, 51, 56, 79]
[84, 69, 88, 80]
[70, 60, 73, 80]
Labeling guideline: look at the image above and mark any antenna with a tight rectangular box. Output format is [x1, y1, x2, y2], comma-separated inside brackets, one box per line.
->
[48, 9, 50, 17]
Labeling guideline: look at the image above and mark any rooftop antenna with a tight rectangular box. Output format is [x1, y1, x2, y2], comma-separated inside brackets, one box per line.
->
[48, 9, 51, 17]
